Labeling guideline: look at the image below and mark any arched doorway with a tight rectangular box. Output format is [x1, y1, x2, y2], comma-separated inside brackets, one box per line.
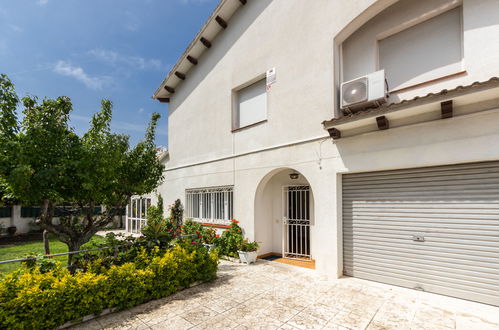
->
[254, 168, 315, 261]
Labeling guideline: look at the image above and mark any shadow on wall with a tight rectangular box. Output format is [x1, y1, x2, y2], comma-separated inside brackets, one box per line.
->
[168, 0, 272, 116]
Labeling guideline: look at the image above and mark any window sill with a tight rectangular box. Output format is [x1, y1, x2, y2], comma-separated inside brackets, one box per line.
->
[389, 70, 467, 94]
[192, 218, 232, 227]
[231, 120, 267, 133]
[199, 223, 231, 229]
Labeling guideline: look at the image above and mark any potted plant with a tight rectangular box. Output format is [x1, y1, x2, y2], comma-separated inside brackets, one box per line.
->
[237, 238, 259, 264]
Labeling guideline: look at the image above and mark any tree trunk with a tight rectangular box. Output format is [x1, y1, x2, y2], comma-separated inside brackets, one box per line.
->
[43, 230, 50, 255]
[67, 241, 82, 274]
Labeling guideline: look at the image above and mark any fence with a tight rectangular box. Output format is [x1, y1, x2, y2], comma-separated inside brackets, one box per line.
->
[0, 234, 196, 267]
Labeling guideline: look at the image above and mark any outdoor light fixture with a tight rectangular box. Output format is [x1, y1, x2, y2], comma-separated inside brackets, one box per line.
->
[289, 172, 299, 180]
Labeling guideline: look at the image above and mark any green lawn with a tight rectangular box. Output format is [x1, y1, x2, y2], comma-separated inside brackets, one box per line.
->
[0, 235, 106, 274]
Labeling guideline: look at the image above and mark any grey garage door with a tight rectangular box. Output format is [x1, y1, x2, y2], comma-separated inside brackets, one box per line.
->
[343, 161, 499, 306]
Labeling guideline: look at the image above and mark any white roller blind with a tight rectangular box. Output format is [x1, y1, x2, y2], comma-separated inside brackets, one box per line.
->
[379, 7, 462, 91]
[237, 79, 267, 128]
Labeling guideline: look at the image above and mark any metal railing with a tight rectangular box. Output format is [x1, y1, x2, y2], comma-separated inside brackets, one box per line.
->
[0, 246, 123, 265]
[0, 234, 198, 265]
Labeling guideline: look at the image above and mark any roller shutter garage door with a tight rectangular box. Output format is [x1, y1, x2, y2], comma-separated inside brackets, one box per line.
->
[343, 161, 499, 306]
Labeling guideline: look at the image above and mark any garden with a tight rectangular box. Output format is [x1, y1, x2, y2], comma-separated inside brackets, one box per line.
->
[0, 74, 260, 329]
[0, 200, 220, 330]
[0, 196, 260, 330]
[0, 74, 220, 330]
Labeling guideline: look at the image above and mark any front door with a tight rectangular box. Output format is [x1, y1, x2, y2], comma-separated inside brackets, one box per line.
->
[283, 185, 311, 260]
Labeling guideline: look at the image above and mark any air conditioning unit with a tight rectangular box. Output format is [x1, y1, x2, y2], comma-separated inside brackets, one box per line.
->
[340, 70, 387, 113]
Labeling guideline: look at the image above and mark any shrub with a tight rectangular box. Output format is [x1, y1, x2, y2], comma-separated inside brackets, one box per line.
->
[0, 245, 218, 330]
[169, 199, 183, 226]
[216, 219, 243, 258]
[141, 205, 179, 248]
[181, 219, 205, 245]
[203, 227, 217, 244]
[238, 239, 259, 252]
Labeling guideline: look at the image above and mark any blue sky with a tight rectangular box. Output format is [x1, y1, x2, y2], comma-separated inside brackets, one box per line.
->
[0, 0, 218, 147]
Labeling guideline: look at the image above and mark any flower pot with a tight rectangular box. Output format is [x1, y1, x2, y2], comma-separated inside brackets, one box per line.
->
[238, 250, 257, 264]
[6, 226, 17, 237]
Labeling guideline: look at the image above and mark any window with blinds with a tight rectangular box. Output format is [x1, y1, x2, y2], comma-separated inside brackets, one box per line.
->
[186, 186, 233, 225]
[234, 79, 267, 129]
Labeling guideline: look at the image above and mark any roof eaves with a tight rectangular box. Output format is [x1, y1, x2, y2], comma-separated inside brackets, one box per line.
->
[153, 0, 235, 100]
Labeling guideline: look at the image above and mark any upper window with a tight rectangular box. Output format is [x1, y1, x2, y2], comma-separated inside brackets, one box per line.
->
[378, 7, 462, 91]
[234, 79, 267, 130]
[341, 0, 463, 93]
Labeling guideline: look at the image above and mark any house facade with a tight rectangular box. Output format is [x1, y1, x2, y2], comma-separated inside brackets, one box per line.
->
[153, 0, 499, 306]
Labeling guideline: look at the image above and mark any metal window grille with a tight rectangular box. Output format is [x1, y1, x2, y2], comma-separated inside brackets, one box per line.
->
[125, 197, 152, 233]
[186, 186, 233, 225]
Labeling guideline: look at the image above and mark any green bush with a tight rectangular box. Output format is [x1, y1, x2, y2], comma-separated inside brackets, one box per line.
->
[238, 239, 259, 252]
[181, 219, 205, 245]
[0, 245, 218, 330]
[141, 205, 179, 248]
[216, 219, 243, 258]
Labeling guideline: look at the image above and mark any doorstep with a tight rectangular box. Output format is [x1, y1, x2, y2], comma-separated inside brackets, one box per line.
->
[257, 252, 316, 270]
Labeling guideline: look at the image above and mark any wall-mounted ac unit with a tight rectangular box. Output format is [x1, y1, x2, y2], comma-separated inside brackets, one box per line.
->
[340, 70, 387, 113]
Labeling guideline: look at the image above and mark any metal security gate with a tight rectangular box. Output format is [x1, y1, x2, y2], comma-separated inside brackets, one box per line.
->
[343, 161, 499, 306]
[283, 185, 311, 260]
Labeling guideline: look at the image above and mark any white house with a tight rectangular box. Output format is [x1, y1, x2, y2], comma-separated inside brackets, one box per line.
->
[152, 0, 499, 306]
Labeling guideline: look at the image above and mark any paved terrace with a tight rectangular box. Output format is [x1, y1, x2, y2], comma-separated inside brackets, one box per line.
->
[72, 260, 499, 330]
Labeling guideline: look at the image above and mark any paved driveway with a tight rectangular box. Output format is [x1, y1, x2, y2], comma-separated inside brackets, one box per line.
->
[72, 260, 499, 330]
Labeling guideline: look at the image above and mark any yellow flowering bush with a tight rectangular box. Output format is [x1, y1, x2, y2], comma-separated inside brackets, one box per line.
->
[0, 245, 218, 330]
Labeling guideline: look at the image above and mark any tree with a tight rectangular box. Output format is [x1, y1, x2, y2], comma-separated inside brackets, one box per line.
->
[0, 74, 165, 271]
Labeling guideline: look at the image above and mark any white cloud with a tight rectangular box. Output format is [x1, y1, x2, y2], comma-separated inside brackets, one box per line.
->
[37, 0, 49, 6]
[138, 108, 145, 114]
[88, 49, 162, 71]
[53, 61, 112, 90]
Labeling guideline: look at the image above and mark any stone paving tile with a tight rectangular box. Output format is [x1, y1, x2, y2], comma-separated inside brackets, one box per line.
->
[179, 305, 219, 326]
[259, 302, 302, 323]
[149, 315, 193, 330]
[71, 259, 499, 330]
[286, 310, 328, 329]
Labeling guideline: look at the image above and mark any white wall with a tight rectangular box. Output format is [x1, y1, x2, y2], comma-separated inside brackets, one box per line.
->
[158, 0, 499, 277]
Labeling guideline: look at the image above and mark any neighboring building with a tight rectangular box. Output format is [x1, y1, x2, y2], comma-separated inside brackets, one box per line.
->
[0, 205, 123, 235]
[152, 0, 499, 306]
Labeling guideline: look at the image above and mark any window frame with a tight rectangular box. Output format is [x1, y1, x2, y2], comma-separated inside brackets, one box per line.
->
[185, 186, 234, 225]
[232, 75, 268, 132]
[375, 5, 465, 93]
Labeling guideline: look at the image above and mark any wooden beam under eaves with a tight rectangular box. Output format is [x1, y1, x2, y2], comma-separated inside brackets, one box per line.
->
[187, 55, 198, 65]
[215, 16, 227, 29]
[376, 116, 389, 130]
[441, 100, 453, 119]
[175, 71, 186, 80]
[164, 85, 175, 94]
[200, 37, 212, 48]
[157, 98, 170, 103]
[328, 128, 341, 139]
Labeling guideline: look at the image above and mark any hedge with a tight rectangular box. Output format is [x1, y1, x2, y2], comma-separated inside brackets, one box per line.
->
[0, 245, 218, 330]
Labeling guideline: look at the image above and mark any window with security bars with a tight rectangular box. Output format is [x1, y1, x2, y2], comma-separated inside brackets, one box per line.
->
[186, 186, 233, 224]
